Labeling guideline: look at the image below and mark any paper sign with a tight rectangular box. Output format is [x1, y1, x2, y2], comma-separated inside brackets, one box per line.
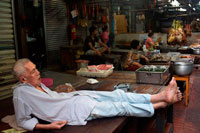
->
[71, 10, 78, 18]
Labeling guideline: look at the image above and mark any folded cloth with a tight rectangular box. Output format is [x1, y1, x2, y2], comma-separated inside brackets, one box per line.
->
[1, 115, 26, 131]
[1, 128, 26, 133]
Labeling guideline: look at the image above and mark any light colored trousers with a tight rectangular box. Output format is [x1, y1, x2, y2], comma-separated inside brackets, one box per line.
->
[88, 89, 154, 120]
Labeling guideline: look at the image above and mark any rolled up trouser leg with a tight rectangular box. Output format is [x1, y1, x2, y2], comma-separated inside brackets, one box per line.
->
[88, 101, 154, 120]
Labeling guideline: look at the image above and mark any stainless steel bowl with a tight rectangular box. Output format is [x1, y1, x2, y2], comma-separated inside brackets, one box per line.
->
[174, 61, 193, 76]
[193, 48, 200, 55]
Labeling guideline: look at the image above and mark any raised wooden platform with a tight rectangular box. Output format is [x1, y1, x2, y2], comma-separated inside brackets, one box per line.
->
[0, 71, 175, 132]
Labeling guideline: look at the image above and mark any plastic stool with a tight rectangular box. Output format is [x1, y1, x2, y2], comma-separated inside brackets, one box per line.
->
[173, 75, 190, 106]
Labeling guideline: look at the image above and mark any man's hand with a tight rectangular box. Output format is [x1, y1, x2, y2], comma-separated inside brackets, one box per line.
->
[55, 84, 76, 93]
[48, 121, 67, 130]
[35, 121, 67, 130]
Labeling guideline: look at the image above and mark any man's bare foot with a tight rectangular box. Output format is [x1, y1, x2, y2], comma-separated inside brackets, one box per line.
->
[176, 90, 182, 101]
[162, 77, 180, 104]
[150, 78, 182, 106]
[169, 77, 177, 89]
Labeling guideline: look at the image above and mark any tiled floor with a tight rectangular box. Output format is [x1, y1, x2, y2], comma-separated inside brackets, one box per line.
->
[173, 69, 200, 133]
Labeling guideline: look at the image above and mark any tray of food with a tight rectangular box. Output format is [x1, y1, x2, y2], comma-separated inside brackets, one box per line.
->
[149, 54, 170, 63]
[136, 65, 170, 85]
[190, 43, 200, 49]
[76, 64, 114, 78]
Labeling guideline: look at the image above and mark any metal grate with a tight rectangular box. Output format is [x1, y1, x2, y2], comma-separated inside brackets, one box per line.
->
[43, 0, 68, 65]
[0, 0, 17, 100]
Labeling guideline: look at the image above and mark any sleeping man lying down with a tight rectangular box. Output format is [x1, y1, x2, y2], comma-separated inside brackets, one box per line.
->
[12, 58, 182, 131]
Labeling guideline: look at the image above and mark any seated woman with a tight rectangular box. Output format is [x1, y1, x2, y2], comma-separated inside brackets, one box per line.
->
[84, 26, 108, 57]
[124, 40, 149, 71]
[145, 32, 155, 51]
[101, 25, 109, 45]
[100, 25, 111, 54]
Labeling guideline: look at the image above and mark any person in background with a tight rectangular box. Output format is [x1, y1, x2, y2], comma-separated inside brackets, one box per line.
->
[12, 59, 182, 131]
[101, 25, 111, 54]
[101, 25, 109, 44]
[124, 40, 149, 71]
[84, 26, 108, 56]
[145, 32, 155, 51]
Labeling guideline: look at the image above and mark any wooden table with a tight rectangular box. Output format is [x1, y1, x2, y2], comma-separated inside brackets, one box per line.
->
[40, 71, 87, 89]
[39, 71, 171, 133]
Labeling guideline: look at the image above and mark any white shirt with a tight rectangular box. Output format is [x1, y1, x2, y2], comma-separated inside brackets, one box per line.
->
[13, 83, 99, 131]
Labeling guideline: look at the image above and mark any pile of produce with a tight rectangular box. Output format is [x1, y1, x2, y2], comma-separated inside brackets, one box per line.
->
[150, 54, 170, 61]
[139, 65, 167, 72]
[168, 20, 187, 45]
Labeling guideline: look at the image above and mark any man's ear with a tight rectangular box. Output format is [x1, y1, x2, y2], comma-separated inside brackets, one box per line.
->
[19, 76, 26, 83]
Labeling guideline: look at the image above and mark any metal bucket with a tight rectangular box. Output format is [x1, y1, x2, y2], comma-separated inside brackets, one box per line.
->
[173, 61, 193, 76]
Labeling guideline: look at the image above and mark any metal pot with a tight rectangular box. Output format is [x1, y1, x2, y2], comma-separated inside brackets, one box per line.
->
[193, 48, 200, 55]
[173, 61, 193, 76]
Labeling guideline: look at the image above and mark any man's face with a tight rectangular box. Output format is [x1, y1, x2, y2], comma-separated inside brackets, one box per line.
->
[23, 61, 41, 87]
[92, 29, 98, 36]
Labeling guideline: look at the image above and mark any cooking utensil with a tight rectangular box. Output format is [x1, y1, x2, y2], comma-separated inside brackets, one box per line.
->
[173, 61, 193, 76]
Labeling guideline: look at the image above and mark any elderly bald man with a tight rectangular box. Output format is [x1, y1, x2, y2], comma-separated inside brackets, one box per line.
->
[12, 58, 182, 131]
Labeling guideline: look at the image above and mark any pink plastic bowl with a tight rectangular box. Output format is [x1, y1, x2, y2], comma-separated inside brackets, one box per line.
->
[41, 78, 53, 88]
